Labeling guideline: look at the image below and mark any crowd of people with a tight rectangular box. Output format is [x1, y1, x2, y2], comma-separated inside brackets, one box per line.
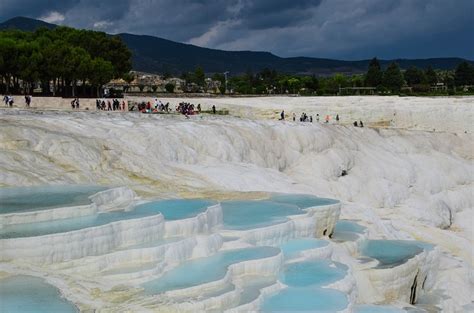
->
[280, 110, 364, 127]
[96, 99, 126, 111]
[3, 95, 366, 127]
[132, 99, 217, 117]
[176, 102, 197, 116]
[130, 99, 170, 113]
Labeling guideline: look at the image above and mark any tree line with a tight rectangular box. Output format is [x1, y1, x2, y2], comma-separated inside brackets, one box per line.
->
[0, 27, 132, 97]
[191, 58, 474, 95]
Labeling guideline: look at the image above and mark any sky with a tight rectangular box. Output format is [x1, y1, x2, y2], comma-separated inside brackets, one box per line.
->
[1, 0, 473, 60]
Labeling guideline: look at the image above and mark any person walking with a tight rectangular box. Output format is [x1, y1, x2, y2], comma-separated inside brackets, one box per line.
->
[279, 110, 285, 120]
[336, 114, 340, 123]
[24, 95, 31, 107]
[212, 105, 216, 114]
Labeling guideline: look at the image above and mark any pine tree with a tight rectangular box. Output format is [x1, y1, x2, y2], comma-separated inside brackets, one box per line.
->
[382, 62, 404, 92]
[365, 57, 382, 87]
[404, 66, 426, 86]
[454, 61, 474, 86]
[425, 66, 438, 85]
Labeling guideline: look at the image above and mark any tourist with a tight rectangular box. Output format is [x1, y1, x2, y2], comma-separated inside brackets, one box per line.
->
[8, 96, 14, 107]
[3, 95, 8, 106]
[75, 98, 80, 109]
[316, 114, 320, 122]
[107, 100, 112, 111]
[24, 95, 31, 107]
[292, 112, 296, 121]
[310, 116, 313, 123]
[212, 105, 216, 114]
[279, 110, 285, 120]
[197, 104, 201, 112]
[122, 100, 126, 111]
[336, 114, 339, 123]
[325, 115, 330, 123]
[359, 120, 364, 127]
[353, 121, 358, 127]
[71, 99, 76, 109]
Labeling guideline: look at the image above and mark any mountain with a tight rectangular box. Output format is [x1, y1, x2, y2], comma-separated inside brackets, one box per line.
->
[0, 16, 56, 31]
[1, 16, 471, 75]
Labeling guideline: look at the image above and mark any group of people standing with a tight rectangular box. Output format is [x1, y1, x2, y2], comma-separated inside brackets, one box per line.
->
[2, 95, 32, 107]
[176, 102, 216, 117]
[71, 98, 80, 109]
[2, 95, 15, 107]
[280, 110, 364, 127]
[96, 99, 126, 111]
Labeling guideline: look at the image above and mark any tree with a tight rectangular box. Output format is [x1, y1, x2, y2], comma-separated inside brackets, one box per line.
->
[89, 58, 114, 97]
[287, 78, 301, 94]
[425, 66, 438, 85]
[382, 62, 404, 92]
[454, 61, 474, 86]
[404, 66, 426, 86]
[165, 83, 175, 93]
[301, 75, 319, 91]
[193, 66, 205, 86]
[0, 27, 132, 96]
[365, 57, 382, 87]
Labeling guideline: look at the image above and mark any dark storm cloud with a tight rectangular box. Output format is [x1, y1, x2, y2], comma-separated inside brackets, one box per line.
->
[0, 0, 77, 21]
[1, 0, 473, 59]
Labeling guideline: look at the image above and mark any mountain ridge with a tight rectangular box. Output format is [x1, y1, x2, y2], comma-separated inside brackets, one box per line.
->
[1, 16, 471, 75]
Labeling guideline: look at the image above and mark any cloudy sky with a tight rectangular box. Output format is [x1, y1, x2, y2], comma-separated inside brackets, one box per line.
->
[1, 0, 473, 59]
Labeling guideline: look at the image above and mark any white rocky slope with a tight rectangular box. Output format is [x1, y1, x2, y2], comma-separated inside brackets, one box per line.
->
[141, 96, 474, 134]
[0, 97, 473, 311]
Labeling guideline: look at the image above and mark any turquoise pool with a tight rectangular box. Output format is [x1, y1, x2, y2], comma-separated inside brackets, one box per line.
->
[142, 246, 280, 294]
[280, 259, 347, 287]
[270, 193, 338, 209]
[280, 238, 329, 259]
[262, 287, 348, 312]
[0, 199, 215, 239]
[0, 185, 106, 214]
[222, 200, 304, 230]
[0, 275, 77, 313]
[360, 240, 428, 268]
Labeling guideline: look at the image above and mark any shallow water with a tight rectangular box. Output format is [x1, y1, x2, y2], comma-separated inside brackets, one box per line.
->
[360, 240, 425, 268]
[222, 200, 304, 230]
[279, 259, 347, 287]
[334, 220, 366, 234]
[0, 185, 105, 214]
[141, 246, 280, 294]
[279, 238, 329, 259]
[332, 220, 366, 242]
[0, 199, 215, 239]
[237, 275, 276, 305]
[270, 193, 339, 209]
[262, 287, 348, 312]
[0, 275, 77, 313]
[133, 199, 216, 220]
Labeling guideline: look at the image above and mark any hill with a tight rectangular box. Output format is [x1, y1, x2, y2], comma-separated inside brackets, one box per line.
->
[0, 16, 471, 75]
